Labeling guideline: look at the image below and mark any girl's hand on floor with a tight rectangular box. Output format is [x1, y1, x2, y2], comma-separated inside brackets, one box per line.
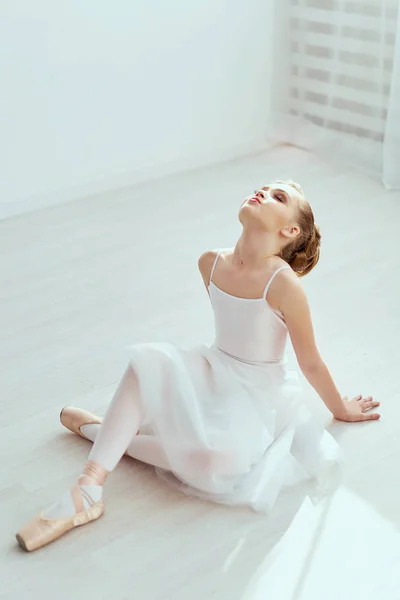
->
[335, 395, 381, 422]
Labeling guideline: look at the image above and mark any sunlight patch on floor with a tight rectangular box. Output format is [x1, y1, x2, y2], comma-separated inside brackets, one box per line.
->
[242, 487, 400, 600]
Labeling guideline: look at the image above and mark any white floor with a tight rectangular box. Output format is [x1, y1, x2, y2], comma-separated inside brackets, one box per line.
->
[1, 146, 400, 600]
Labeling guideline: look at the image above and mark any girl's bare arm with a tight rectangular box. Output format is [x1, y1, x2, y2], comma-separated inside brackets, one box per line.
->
[271, 271, 380, 422]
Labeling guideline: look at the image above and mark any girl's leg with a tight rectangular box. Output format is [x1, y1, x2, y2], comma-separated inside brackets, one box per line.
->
[81, 425, 237, 476]
[44, 364, 143, 519]
[80, 423, 171, 470]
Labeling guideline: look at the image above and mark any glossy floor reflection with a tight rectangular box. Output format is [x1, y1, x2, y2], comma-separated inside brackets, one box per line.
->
[242, 489, 400, 600]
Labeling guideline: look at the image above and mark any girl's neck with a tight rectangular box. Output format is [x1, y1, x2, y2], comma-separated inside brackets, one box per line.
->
[233, 233, 279, 269]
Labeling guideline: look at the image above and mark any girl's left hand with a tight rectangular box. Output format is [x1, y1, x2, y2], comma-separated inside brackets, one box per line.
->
[335, 395, 381, 422]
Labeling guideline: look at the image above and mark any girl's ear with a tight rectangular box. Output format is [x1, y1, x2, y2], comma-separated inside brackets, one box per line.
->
[281, 225, 300, 239]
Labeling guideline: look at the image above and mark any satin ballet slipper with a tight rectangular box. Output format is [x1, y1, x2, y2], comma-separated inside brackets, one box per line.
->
[60, 407, 138, 454]
[60, 406, 102, 440]
[16, 462, 108, 552]
[15, 498, 105, 552]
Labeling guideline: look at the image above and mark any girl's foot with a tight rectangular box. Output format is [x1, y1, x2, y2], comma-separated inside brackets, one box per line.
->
[60, 407, 135, 456]
[15, 461, 108, 552]
[60, 406, 102, 440]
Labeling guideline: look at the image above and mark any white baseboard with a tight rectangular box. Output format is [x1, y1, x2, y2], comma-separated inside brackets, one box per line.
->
[0, 137, 275, 221]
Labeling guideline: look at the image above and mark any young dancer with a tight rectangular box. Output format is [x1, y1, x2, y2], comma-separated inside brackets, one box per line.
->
[16, 180, 380, 551]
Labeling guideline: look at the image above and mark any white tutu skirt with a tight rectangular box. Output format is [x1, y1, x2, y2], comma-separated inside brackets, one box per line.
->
[128, 342, 344, 513]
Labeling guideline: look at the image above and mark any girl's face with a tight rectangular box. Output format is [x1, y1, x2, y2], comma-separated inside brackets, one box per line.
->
[239, 182, 303, 234]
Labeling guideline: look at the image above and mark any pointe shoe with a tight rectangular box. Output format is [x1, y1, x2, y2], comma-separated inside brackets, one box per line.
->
[16, 498, 105, 552]
[60, 406, 102, 440]
[60, 407, 132, 457]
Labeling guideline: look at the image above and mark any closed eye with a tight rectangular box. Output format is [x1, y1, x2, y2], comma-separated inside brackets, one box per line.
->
[254, 189, 287, 202]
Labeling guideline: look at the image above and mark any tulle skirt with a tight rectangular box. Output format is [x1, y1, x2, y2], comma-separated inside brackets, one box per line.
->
[128, 341, 343, 513]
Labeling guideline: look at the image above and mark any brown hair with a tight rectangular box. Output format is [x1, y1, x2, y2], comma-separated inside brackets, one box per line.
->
[277, 180, 321, 277]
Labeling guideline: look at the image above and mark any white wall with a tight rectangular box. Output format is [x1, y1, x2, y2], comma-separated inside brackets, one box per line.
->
[0, 1, 274, 219]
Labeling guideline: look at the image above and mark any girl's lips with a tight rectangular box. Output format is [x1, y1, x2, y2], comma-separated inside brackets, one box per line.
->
[249, 197, 261, 204]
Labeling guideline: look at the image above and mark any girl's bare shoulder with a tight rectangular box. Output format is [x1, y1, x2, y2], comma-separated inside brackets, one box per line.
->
[266, 260, 302, 310]
[198, 249, 220, 289]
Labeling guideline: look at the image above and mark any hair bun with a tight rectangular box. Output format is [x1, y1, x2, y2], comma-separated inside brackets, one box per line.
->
[301, 224, 321, 274]
[309, 224, 321, 255]
[278, 186, 321, 277]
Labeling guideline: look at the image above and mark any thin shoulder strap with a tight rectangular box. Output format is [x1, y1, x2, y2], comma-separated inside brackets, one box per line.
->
[263, 266, 291, 300]
[209, 250, 223, 285]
